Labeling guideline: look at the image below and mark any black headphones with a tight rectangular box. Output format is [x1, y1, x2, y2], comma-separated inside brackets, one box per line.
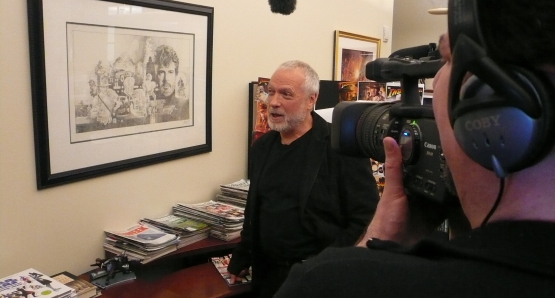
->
[447, 0, 555, 178]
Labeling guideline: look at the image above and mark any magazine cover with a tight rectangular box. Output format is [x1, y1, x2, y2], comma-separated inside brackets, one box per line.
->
[385, 82, 424, 102]
[220, 179, 250, 193]
[211, 255, 251, 286]
[105, 223, 178, 247]
[0, 268, 75, 298]
[358, 81, 386, 101]
[338, 81, 358, 102]
[141, 214, 209, 234]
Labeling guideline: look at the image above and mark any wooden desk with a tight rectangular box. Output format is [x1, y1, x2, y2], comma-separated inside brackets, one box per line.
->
[86, 237, 252, 298]
[94, 263, 251, 298]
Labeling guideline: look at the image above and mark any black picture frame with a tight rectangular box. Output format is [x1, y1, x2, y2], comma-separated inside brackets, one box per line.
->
[27, 0, 214, 189]
[247, 82, 256, 179]
[248, 82, 257, 149]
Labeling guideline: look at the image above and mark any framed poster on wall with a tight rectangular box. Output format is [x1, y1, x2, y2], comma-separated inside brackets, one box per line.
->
[333, 31, 381, 81]
[27, 0, 214, 189]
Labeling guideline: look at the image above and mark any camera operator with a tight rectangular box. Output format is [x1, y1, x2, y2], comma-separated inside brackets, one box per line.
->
[275, 1, 555, 297]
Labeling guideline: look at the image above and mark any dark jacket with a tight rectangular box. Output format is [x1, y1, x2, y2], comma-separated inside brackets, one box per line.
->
[275, 221, 555, 297]
[228, 112, 379, 287]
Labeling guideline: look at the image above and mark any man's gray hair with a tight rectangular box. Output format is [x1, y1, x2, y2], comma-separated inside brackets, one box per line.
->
[277, 60, 320, 96]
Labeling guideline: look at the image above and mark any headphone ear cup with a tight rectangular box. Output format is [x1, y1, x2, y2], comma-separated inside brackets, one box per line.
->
[452, 69, 554, 175]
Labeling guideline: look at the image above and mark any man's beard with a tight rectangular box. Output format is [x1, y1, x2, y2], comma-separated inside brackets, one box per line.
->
[267, 107, 307, 132]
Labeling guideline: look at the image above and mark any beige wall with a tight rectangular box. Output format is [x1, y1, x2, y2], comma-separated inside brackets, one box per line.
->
[391, 0, 447, 90]
[0, 0, 394, 276]
[392, 0, 448, 52]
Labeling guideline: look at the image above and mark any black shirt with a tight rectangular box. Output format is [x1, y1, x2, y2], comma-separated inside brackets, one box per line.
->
[275, 221, 555, 297]
[258, 129, 320, 261]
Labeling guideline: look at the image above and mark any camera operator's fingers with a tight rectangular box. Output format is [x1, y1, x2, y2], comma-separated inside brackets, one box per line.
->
[358, 137, 409, 246]
[439, 33, 451, 62]
[381, 137, 405, 199]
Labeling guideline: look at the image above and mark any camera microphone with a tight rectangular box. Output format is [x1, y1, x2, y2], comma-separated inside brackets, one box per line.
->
[268, 0, 297, 15]
[389, 44, 435, 59]
[367, 43, 443, 83]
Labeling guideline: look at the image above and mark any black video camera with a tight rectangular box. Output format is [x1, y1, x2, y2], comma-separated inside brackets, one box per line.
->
[331, 44, 450, 204]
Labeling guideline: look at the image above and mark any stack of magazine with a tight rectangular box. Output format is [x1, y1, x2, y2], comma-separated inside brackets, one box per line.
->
[140, 214, 210, 249]
[173, 200, 245, 241]
[104, 223, 180, 264]
[0, 268, 76, 298]
[215, 179, 250, 207]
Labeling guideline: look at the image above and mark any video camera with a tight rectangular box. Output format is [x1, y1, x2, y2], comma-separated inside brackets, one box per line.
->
[331, 44, 450, 204]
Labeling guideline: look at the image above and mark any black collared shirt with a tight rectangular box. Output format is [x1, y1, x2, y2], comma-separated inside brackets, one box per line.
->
[258, 129, 320, 261]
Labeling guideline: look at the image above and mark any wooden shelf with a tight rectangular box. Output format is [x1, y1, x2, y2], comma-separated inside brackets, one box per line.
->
[84, 237, 252, 298]
[166, 237, 241, 259]
[87, 263, 251, 298]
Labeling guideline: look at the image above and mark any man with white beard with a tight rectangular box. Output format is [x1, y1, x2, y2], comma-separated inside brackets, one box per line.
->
[227, 60, 380, 298]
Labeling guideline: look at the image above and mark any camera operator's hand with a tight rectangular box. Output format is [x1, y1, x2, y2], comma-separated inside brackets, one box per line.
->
[357, 137, 408, 246]
[357, 137, 446, 246]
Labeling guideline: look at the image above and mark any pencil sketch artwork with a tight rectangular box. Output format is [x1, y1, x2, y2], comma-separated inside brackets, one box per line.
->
[340, 48, 374, 82]
[67, 23, 194, 143]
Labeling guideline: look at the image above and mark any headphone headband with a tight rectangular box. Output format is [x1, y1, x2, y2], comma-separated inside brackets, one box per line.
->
[448, 0, 485, 52]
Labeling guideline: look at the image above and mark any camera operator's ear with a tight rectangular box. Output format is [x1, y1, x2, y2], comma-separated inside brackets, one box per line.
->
[447, 0, 555, 178]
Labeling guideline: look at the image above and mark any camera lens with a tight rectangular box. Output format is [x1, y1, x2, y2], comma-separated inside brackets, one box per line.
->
[355, 103, 395, 162]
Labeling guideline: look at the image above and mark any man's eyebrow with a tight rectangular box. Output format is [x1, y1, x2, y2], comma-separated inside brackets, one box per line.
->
[277, 86, 295, 93]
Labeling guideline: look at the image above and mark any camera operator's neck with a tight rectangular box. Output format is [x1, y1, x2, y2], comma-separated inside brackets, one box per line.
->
[455, 165, 500, 229]
[488, 151, 555, 224]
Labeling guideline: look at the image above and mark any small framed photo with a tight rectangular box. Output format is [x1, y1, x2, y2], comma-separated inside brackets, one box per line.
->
[333, 31, 381, 81]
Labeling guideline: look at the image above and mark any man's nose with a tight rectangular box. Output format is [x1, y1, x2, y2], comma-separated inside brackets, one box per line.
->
[267, 95, 280, 107]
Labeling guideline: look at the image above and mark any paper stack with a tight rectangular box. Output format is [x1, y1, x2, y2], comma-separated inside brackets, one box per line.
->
[173, 200, 245, 241]
[103, 223, 180, 263]
[215, 179, 250, 207]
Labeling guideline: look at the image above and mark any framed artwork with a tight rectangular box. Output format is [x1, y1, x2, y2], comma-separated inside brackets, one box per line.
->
[27, 0, 214, 189]
[247, 79, 271, 179]
[333, 31, 381, 81]
[250, 78, 271, 146]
